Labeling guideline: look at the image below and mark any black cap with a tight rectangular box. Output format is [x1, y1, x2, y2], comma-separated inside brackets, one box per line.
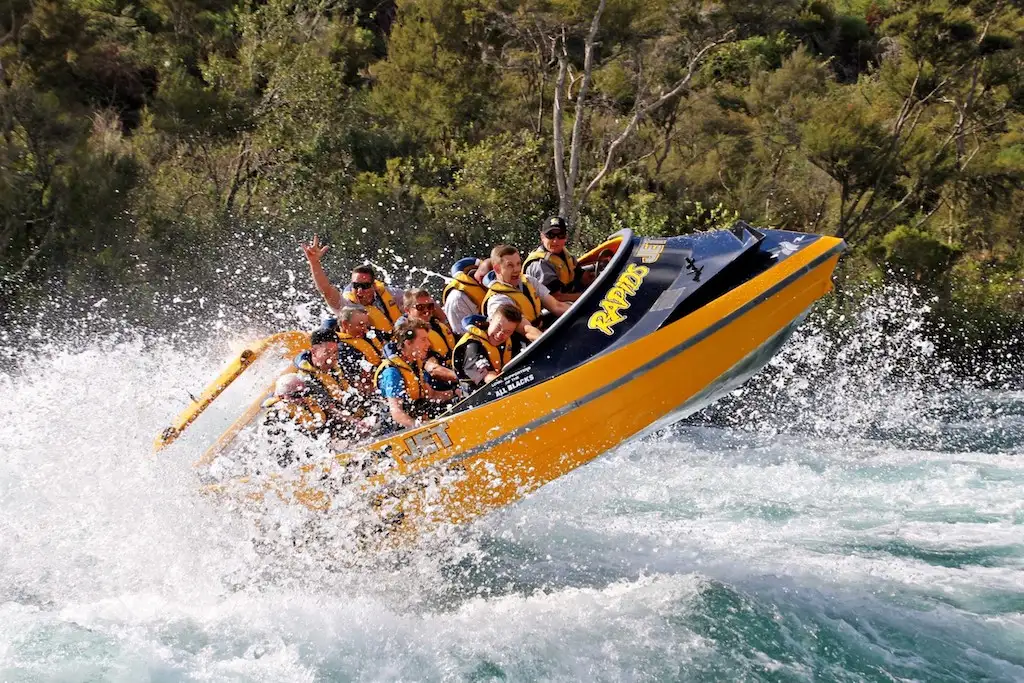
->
[310, 327, 338, 346]
[545, 216, 568, 231]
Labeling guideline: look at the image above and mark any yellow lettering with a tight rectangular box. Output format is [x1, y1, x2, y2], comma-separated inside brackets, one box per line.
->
[604, 286, 629, 308]
[587, 262, 651, 336]
[623, 263, 650, 286]
[600, 301, 624, 323]
[588, 311, 617, 336]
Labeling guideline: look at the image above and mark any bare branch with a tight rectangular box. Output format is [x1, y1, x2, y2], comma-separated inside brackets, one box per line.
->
[842, 61, 946, 237]
[1, 221, 57, 283]
[566, 0, 606, 209]
[654, 106, 679, 176]
[913, 198, 945, 229]
[552, 50, 569, 213]
[576, 33, 732, 226]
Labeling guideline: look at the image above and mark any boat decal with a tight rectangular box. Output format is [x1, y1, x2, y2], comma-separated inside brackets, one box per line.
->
[587, 263, 651, 336]
[684, 256, 704, 282]
[494, 371, 536, 398]
[649, 287, 689, 313]
[769, 234, 810, 259]
[399, 423, 453, 463]
[635, 238, 667, 264]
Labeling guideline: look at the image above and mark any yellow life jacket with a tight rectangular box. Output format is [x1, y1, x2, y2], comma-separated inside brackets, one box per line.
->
[428, 318, 457, 363]
[452, 323, 513, 382]
[336, 331, 383, 369]
[343, 281, 402, 336]
[294, 353, 350, 405]
[261, 394, 328, 435]
[373, 355, 425, 403]
[443, 270, 488, 310]
[481, 279, 542, 324]
[523, 246, 578, 290]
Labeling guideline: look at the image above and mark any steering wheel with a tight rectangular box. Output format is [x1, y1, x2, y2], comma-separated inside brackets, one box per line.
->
[592, 249, 615, 277]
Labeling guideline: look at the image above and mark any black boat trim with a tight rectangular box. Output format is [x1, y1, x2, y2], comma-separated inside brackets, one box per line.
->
[498, 228, 636, 378]
[380, 239, 846, 487]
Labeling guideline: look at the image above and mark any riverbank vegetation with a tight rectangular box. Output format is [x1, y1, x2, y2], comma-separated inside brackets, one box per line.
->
[2, 0, 1022, 346]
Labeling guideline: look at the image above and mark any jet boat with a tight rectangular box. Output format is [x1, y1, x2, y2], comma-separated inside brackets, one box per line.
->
[155, 223, 844, 538]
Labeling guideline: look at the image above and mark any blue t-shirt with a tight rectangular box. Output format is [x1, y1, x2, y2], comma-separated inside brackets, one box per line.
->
[377, 366, 407, 399]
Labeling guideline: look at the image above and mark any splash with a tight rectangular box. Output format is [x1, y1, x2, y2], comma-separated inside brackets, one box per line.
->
[1, 281, 1023, 681]
[688, 281, 1024, 453]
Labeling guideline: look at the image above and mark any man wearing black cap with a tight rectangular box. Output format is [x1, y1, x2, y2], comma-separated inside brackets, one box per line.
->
[523, 216, 585, 303]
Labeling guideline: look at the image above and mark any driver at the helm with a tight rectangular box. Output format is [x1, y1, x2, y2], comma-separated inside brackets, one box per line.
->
[522, 216, 588, 303]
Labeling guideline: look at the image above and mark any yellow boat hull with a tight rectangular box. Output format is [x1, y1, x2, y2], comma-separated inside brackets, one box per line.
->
[248, 236, 844, 537]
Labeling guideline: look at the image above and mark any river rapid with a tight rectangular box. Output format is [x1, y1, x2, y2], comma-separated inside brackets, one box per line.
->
[1, 285, 1023, 682]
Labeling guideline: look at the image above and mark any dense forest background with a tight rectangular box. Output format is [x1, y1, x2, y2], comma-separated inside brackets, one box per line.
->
[1, 0, 1022, 345]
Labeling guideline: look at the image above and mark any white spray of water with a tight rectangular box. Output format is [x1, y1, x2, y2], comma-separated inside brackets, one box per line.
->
[1, 284, 1023, 681]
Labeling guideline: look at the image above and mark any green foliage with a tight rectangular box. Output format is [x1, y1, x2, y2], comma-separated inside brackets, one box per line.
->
[368, 0, 498, 149]
[705, 33, 799, 86]
[949, 258, 1024, 318]
[347, 131, 552, 257]
[682, 201, 741, 233]
[606, 188, 672, 238]
[876, 224, 961, 281]
[1, 0, 1023, 336]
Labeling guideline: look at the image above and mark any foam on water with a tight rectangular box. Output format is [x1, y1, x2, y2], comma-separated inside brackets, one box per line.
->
[2, 285, 1024, 682]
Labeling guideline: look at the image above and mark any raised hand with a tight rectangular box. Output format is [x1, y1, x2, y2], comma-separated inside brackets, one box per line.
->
[302, 235, 329, 264]
[474, 257, 493, 283]
[302, 234, 343, 312]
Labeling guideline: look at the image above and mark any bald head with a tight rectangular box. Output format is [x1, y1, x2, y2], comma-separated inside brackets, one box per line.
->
[275, 373, 307, 398]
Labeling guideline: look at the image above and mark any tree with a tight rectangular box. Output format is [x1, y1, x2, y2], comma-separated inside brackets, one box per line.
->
[803, 0, 1023, 243]
[485, 0, 735, 240]
[140, 0, 373, 226]
[368, 0, 500, 151]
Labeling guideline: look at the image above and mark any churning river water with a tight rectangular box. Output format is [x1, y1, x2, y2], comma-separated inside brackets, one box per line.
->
[1, 286, 1023, 682]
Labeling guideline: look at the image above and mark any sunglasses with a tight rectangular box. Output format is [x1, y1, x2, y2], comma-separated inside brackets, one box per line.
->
[413, 302, 435, 312]
[544, 231, 568, 240]
[350, 281, 374, 290]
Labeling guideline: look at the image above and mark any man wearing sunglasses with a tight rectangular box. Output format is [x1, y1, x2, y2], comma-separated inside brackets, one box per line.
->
[302, 235, 404, 340]
[523, 216, 585, 303]
[400, 288, 459, 390]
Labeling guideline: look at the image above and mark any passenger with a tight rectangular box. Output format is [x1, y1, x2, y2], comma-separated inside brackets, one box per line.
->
[262, 373, 329, 438]
[452, 305, 523, 388]
[401, 288, 459, 389]
[293, 327, 368, 433]
[374, 320, 458, 430]
[442, 257, 489, 335]
[327, 305, 383, 394]
[302, 235, 404, 340]
[523, 216, 586, 302]
[262, 372, 373, 462]
[266, 367, 357, 450]
[482, 244, 571, 342]
[260, 373, 327, 466]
